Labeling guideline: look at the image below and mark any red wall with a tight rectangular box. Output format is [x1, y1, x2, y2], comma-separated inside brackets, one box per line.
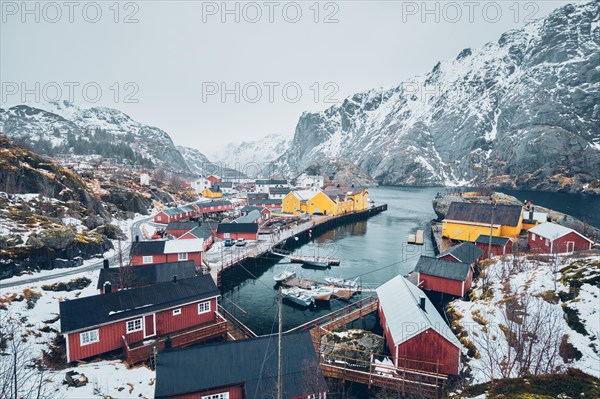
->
[396, 328, 460, 375]
[131, 252, 202, 267]
[529, 231, 591, 254]
[67, 298, 218, 362]
[154, 212, 170, 224]
[439, 254, 459, 262]
[418, 271, 471, 297]
[215, 232, 257, 241]
[167, 229, 189, 238]
[476, 241, 512, 258]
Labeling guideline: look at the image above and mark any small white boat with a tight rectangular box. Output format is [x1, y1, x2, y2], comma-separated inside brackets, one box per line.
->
[324, 277, 359, 289]
[301, 258, 329, 269]
[282, 287, 314, 307]
[273, 268, 295, 283]
[310, 286, 335, 301]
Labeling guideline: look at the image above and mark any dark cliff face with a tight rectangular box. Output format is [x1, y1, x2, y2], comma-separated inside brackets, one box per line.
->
[274, 1, 600, 194]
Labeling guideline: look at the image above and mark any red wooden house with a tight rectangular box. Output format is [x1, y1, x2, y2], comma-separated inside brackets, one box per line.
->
[154, 208, 187, 224]
[60, 275, 226, 364]
[166, 221, 200, 238]
[414, 255, 473, 297]
[207, 175, 221, 185]
[179, 225, 214, 251]
[528, 222, 594, 254]
[194, 200, 234, 214]
[97, 261, 197, 293]
[248, 198, 282, 209]
[475, 234, 513, 258]
[216, 223, 259, 240]
[377, 276, 461, 375]
[154, 331, 328, 399]
[129, 239, 204, 266]
[438, 241, 483, 265]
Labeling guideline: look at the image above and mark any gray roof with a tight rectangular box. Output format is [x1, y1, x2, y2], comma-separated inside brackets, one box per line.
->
[96, 261, 197, 290]
[154, 331, 327, 398]
[475, 234, 511, 246]
[234, 209, 261, 224]
[376, 276, 461, 348]
[439, 242, 483, 264]
[167, 221, 199, 231]
[255, 179, 287, 185]
[248, 199, 281, 205]
[186, 225, 213, 239]
[415, 256, 471, 281]
[445, 202, 522, 227]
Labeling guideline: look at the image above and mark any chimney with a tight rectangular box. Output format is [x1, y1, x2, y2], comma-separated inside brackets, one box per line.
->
[529, 207, 534, 222]
[135, 235, 139, 242]
[103, 259, 109, 269]
[104, 281, 112, 294]
[419, 296, 426, 311]
[172, 275, 177, 283]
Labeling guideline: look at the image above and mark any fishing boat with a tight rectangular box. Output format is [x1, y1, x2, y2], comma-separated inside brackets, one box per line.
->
[309, 286, 335, 301]
[301, 259, 329, 269]
[273, 267, 296, 283]
[281, 287, 315, 307]
[324, 277, 359, 289]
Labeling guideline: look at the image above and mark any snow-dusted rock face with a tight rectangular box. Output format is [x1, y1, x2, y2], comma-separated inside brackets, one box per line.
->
[275, 1, 600, 193]
[176, 145, 213, 175]
[0, 102, 190, 172]
[208, 133, 290, 177]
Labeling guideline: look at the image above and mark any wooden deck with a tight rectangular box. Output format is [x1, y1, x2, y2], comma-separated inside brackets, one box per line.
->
[122, 313, 228, 366]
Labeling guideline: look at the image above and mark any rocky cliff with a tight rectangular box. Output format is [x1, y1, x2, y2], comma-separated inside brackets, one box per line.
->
[274, 1, 600, 194]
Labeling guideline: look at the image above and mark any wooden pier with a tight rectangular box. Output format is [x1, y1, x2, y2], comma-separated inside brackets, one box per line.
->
[206, 204, 388, 287]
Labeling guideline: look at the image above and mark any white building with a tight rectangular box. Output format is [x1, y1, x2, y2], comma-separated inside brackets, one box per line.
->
[296, 173, 324, 189]
[192, 177, 211, 193]
[255, 179, 289, 194]
[140, 173, 150, 186]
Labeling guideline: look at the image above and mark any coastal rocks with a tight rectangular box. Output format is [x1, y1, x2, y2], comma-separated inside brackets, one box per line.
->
[27, 229, 76, 251]
[0, 234, 23, 250]
[320, 329, 384, 364]
[42, 277, 91, 292]
[63, 371, 88, 388]
[303, 158, 378, 187]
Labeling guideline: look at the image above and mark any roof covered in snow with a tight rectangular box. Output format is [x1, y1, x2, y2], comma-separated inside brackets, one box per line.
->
[376, 276, 461, 348]
[528, 222, 592, 242]
[163, 238, 204, 253]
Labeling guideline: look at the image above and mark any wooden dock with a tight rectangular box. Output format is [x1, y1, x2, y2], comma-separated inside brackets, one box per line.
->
[408, 229, 425, 245]
[205, 204, 388, 287]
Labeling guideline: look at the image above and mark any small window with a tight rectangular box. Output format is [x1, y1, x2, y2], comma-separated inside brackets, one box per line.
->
[142, 256, 153, 264]
[532, 233, 536, 240]
[172, 308, 182, 316]
[178, 252, 188, 261]
[202, 393, 229, 399]
[157, 215, 162, 221]
[80, 329, 99, 346]
[198, 301, 211, 314]
[126, 319, 142, 333]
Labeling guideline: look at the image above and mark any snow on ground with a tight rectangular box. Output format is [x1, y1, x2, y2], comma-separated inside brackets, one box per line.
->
[452, 255, 600, 384]
[1, 213, 156, 398]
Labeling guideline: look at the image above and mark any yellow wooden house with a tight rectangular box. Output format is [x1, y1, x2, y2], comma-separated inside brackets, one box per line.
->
[201, 187, 223, 199]
[282, 190, 314, 215]
[283, 187, 369, 216]
[442, 202, 523, 242]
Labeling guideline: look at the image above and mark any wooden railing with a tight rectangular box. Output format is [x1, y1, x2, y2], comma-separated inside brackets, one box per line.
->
[122, 313, 228, 365]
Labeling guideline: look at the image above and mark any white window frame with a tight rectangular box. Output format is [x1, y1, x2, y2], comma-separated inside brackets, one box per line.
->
[172, 308, 182, 316]
[157, 215, 162, 221]
[201, 393, 229, 399]
[532, 233, 536, 240]
[198, 301, 211, 314]
[80, 329, 99, 346]
[178, 252, 188, 261]
[142, 255, 153, 264]
[126, 318, 143, 334]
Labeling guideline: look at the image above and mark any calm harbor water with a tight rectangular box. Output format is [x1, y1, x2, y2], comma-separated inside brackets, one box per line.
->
[220, 186, 599, 335]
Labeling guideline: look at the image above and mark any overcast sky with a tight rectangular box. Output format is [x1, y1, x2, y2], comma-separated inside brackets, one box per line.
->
[1, 0, 572, 149]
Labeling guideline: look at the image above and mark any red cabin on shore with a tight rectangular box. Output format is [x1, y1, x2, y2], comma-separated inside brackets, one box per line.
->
[414, 256, 473, 297]
[154, 207, 188, 224]
[179, 225, 214, 251]
[129, 239, 204, 266]
[528, 222, 594, 254]
[248, 198, 282, 209]
[60, 275, 225, 364]
[475, 234, 513, 258]
[376, 276, 461, 376]
[194, 199, 234, 214]
[216, 223, 259, 241]
[154, 331, 328, 399]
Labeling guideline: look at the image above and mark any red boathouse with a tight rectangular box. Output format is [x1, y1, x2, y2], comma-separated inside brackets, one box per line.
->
[129, 239, 204, 266]
[376, 275, 461, 376]
[414, 255, 473, 297]
[528, 222, 594, 254]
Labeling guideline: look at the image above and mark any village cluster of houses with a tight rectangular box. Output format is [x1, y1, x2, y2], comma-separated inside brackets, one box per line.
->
[410, 201, 594, 300]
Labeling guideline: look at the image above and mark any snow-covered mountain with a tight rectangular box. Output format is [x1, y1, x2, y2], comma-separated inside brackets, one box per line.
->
[274, 1, 600, 193]
[0, 102, 190, 172]
[208, 133, 290, 177]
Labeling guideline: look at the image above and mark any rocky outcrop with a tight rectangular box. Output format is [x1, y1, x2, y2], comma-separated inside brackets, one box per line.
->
[274, 1, 600, 194]
[320, 329, 384, 364]
[303, 158, 378, 187]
